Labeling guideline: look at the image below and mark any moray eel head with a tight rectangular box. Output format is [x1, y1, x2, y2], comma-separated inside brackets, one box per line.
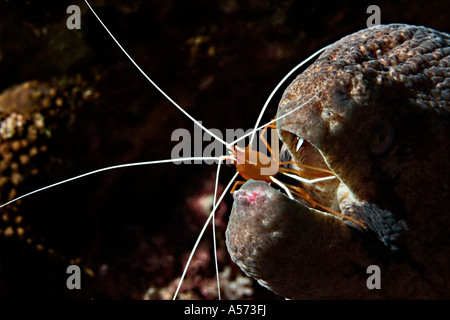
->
[226, 24, 450, 299]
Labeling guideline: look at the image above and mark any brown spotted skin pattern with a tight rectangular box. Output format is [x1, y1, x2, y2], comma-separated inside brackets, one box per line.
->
[226, 24, 450, 299]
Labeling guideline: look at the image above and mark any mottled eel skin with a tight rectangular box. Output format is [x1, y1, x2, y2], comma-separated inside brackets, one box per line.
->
[226, 24, 450, 299]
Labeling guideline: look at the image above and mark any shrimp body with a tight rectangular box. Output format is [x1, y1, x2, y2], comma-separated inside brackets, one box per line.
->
[232, 145, 274, 183]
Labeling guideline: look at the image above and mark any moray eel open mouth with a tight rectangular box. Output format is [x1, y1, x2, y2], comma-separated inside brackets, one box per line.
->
[277, 129, 369, 231]
[278, 132, 342, 211]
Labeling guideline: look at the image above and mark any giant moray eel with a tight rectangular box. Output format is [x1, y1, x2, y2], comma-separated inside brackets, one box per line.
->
[226, 24, 450, 299]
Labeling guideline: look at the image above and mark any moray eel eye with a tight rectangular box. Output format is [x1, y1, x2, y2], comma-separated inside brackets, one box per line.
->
[370, 120, 394, 154]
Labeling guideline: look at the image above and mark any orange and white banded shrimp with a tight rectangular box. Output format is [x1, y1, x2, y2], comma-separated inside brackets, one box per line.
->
[0, 1, 365, 300]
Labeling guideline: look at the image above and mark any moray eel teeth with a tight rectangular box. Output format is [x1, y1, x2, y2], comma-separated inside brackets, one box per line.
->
[295, 137, 303, 152]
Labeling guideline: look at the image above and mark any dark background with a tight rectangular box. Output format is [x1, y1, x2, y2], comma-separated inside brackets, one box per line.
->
[0, 0, 448, 299]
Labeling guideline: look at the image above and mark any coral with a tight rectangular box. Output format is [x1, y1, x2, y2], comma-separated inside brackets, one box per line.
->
[0, 78, 95, 241]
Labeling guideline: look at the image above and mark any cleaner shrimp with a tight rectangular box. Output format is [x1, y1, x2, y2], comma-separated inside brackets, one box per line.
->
[0, 1, 389, 300]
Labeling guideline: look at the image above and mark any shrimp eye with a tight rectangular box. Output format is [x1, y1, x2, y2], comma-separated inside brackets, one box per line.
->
[370, 120, 394, 154]
[321, 108, 334, 120]
[322, 108, 334, 121]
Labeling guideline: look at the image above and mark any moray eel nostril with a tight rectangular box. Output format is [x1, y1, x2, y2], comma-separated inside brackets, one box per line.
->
[233, 188, 266, 206]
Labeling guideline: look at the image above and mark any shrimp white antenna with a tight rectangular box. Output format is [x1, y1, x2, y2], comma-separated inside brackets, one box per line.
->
[84, 0, 228, 147]
[283, 173, 336, 184]
[211, 157, 227, 300]
[231, 82, 326, 147]
[173, 170, 239, 300]
[248, 44, 330, 145]
[0, 157, 222, 209]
